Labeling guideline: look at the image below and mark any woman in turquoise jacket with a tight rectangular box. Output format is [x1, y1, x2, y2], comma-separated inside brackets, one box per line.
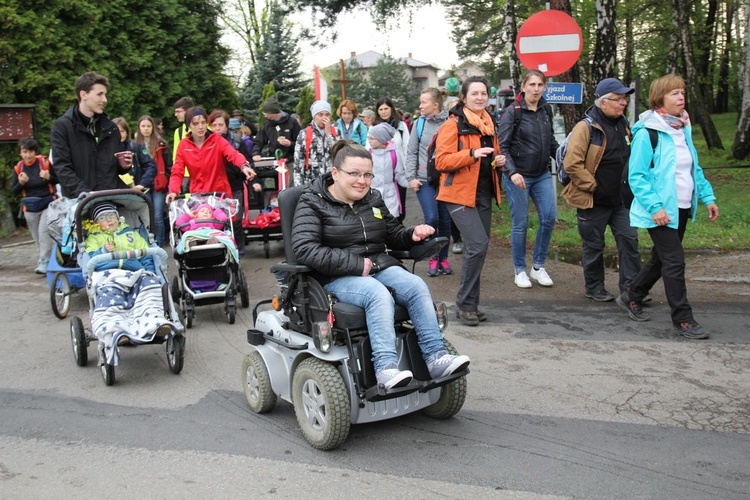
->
[616, 74, 719, 340]
[334, 100, 368, 146]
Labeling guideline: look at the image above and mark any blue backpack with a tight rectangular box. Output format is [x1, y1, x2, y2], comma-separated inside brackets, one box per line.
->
[555, 117, 592, 187]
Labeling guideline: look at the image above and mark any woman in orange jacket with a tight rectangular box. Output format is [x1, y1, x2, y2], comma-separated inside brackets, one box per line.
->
[435, 76, 506, 326]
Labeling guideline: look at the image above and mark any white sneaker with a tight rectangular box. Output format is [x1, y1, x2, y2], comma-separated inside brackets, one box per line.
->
[376, 363, 413, 390]
[530, 267, 553, 287]
[514, 271, 532, 288]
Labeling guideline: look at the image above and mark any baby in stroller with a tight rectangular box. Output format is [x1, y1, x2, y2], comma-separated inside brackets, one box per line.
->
[173, 202, 229, 246]
[171, 195, 239, 262]
[85, 201, 174, 363]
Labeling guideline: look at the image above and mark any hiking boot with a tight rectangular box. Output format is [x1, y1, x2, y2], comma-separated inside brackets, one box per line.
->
[456, 309, 480, 326]
[530, 267, 553, 286]
[475, 309, 488, 322]
[427, 257, 439, 277]
[616, 292, 650, 322]
[514, 271, 532, 288]
[439, 259, 453, 275]
[452, 241, 463, 254]
[376, 363, 413, 389]
[427, 351, 471, 379]
[673, 321, 710, 340]
[586, 289, 615, 302]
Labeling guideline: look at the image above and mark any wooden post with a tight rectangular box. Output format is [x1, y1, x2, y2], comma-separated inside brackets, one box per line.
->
[332, 59, 354, 100]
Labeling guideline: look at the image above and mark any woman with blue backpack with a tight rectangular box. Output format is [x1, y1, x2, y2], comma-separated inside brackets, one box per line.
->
[405, 87, 451, 277]
[497, 69, 559, 289]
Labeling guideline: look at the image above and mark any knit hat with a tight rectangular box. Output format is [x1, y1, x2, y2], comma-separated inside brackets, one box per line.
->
[310, 100, 331, 117]
[368, 123, 395, 144]
[594, 78, 635, 98]
[262, 96, 281, 114]
[360, 108, 375, 118]
[92, 202, 118, 221]
[194, 203, 213, 216]
[228, 118, 241, 130]
[232, 109, 243, 117]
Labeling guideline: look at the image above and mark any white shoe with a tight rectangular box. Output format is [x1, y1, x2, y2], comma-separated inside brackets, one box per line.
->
[530, 267, 553, 287]
[514, 271, 532, 288]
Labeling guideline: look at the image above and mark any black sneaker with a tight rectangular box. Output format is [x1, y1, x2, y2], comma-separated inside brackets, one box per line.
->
[673, 321, 710, 340]
[586, 289, 615, 302]
[616, 293, 651, 322]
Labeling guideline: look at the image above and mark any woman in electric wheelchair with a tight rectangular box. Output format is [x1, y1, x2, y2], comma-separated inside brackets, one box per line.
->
[291, 140, 470, 390]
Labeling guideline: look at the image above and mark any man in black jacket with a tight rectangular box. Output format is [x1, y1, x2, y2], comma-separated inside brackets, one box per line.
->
[251, 96, 301, 177]
[50, 72, 131, 198]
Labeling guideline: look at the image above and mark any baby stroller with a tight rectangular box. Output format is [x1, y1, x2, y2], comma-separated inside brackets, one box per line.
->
[169, 193, 250, 327]
[242, 157, 288, 258]
[241, 186, 468, 450]
[68, 189, 185, 386]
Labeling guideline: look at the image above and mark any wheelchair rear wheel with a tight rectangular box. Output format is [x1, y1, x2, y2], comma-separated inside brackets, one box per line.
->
[421, 339, 467, 419]
[242, 351, 276, 413]
[292, 358, 351, 451]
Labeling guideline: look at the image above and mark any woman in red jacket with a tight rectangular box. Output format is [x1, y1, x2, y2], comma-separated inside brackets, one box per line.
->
[166, 106, 256, 203]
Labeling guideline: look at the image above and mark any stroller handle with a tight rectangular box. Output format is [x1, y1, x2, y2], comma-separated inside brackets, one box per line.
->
[86, 247, 169, 274]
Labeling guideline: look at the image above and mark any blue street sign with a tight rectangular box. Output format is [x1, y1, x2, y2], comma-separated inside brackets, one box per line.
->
[544, 82, 583, 104]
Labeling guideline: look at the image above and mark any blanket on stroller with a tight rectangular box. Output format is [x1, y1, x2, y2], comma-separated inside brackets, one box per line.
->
[91, 268, 174, 365]
[175, 228, 239, 263]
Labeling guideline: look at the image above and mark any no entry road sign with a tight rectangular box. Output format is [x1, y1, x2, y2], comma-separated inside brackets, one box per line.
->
[516, 10, 583, 77]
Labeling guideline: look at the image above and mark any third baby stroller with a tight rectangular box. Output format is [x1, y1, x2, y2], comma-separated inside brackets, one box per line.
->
[169, 193, 250, 327]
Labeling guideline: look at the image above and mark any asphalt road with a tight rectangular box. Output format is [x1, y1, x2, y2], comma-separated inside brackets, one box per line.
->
[1, 209, 749, 499]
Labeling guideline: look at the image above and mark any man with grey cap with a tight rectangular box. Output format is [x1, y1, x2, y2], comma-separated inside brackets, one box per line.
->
[293, 100, 337, 186]
[251, 95, 301, 169]
[562, 77, 643, 303]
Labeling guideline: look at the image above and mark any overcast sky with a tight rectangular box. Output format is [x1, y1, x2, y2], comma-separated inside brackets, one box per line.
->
[222, 4, 460, 85]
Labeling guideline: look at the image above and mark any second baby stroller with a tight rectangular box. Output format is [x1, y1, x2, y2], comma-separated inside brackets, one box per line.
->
[169, 193, 250, 327]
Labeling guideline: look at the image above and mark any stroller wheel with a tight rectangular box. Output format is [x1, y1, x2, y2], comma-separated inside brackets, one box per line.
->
[166, 334, 185, 374]
[226, 301, 236, 325]
[70, 316, 87, 367]
[239, 268, 250, 309]
[170, 275, 181, 303]
[184, 298, 194, 329]
[98, 344, 115, 386]
[51, 272, 72, 319]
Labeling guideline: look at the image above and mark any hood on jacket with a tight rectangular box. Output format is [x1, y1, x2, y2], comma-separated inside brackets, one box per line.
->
[633, 109, 670, 135]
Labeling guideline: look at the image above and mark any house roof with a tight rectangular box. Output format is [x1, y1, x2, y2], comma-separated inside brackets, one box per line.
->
[340, 50, 439, 71]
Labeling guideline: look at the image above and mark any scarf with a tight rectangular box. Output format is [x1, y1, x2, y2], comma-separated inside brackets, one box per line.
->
[463, 107, 495, 137]
[656, 108, 691, 129]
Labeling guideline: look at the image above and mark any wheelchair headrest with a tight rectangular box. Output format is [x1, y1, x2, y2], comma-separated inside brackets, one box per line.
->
[278, 186, 306, 264]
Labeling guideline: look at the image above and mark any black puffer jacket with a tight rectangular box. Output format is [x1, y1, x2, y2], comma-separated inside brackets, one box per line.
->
[291, 172, 415, 284]
[50, 105, 129, 198]
[497, 93, 559, 178]
[251, 110, 302, 163]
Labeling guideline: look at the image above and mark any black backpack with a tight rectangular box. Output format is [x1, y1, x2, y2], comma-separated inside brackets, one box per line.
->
[621, 127, 658, 209]
[425, 117, 462, 189]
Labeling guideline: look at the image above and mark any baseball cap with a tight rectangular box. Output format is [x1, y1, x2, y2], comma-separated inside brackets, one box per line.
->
[594, 78, 635, 98]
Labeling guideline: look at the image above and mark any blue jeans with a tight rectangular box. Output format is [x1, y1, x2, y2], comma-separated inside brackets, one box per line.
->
[415, 183, 451, 260]
[149, 191, 167, 246]
[323, 266, 446, 373]
[503, 171, 557, 273]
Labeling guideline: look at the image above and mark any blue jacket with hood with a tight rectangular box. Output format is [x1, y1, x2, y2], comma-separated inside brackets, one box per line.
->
[628, 110, 716, 230]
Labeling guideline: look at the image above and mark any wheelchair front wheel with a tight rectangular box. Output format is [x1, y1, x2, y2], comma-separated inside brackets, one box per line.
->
[292, 358, 351, 451]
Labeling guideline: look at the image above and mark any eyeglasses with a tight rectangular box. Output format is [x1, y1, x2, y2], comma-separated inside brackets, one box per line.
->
[96, 213, 118, 222]
[338, 168, 374, 181]
[603, 96, 629, 103]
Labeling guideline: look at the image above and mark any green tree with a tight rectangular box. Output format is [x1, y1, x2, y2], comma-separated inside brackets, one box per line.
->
[0, 0, 236, 233]
[295, 86, 315, 127]
[240, 2, 306, 117]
